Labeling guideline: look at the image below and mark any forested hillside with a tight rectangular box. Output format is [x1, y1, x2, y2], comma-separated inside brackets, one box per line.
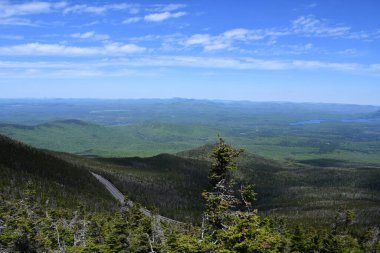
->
[0, 134, 116, 211]
[88, 143, 380, 225]
[1, 137, 378, 252]
[1, 133, 379, 225]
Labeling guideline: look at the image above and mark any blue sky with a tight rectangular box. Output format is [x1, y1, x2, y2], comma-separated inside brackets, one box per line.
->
[0, 0, 380, 105]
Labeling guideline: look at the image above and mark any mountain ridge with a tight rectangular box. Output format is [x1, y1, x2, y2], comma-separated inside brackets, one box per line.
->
[0, 133, 116, 210]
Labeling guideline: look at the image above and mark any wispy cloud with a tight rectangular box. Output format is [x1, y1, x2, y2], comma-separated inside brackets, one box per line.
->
[0, 17, 39, 26]
[0, 1, 67, 17]
[62, 3, 186, 16]
[1, 56, 378, 75]
[70, 31, 110, 41]
[124, 9, 187, 24]
[0, 2, 188, 27]
[0, 43, 145, 56]
[0, 1, 64, 26]
[122, 17, 141, 24]
[183, 15, 378, 52]
[240, 43, 315, 57]
[291, 15, 351, 37]
[63, 3, 139, 15]
[128, 56, 366, 73]
[0, 1, 142, 18]
[148, 3, 186, 12]
[184, 28, 281, 51]
[144, 11, 186, 22]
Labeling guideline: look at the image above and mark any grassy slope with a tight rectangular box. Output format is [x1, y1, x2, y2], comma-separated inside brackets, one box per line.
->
[1, 117, 380, 165]
[0, 120, 214, 157]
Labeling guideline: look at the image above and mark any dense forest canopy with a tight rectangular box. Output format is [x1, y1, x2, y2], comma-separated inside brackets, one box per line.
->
[0, 136, 379, 252]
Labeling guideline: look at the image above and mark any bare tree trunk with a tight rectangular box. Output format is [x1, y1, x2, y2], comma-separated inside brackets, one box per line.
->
[200, 214, 205, 241]
[54, 223, 62, 251]
[146, 233, 155, 253]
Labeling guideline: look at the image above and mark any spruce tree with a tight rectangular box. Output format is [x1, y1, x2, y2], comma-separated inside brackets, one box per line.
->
[202, 137, 243, 230]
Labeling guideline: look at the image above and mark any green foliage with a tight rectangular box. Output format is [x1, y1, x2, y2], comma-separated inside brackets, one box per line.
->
[105, 213, 129, 252]
[202, 138, 243, 230]
[215, 213, 288, 253]
[0, 134, 116, 211]
[1, 132, 379, 227]
[199, 139, 289, 252]
[239, 184, 257, 210]
[0, 136, 379, 252]
[209, 137, 244, 186]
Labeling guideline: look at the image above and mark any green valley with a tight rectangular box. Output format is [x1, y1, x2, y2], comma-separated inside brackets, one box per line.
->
[1, 99, 380, 165]
[1, 99, 380, 252]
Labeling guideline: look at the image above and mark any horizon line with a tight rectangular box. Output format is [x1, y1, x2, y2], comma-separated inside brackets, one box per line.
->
[0, 97, 379, 107]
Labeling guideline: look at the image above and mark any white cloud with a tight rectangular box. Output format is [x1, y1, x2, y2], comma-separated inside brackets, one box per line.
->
[347, 31, 371, 40]
[104, 43, 146, 54]
[182, 15, 375, 54]
[63, 3, 139, 15]
[183, 15, 378, 52]
[0, 1, 67, 17]
[63, 5, 104, 15]
[223, 28, 251, 39]
[149, 4, 186, 12]
[185, 34, 211, 45]
[144, 11, 186, 22]
[0, 43, 146, 56]
[1, 56, 377, 75]
[184, 28, 274, 51]
[133, 56, 361, 72]
[291, 16, 377, 40]
[0, 17, 38, 26]
[292, 15, 351, 37]
[71, 31, 110, 40]
[184, 33, 231, 51]
[123, 9, 187, 24]
[122, 17, 141, 24]
[0, 2, 188, 27]
[0, 1, 64, 26]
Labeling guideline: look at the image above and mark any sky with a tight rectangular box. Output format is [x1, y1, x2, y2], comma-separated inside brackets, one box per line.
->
[0, 0, 380, 105]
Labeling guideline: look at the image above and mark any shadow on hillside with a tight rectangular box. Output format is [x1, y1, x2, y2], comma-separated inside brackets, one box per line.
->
[298, 158, 346, 167]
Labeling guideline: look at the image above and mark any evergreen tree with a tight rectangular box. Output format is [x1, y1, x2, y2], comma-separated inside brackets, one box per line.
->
[200, 137, 289, 252]
[105, 213, 129, 253]
[202, 137, 243, 231]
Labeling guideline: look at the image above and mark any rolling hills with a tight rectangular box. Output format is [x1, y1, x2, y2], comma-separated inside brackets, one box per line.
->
[1, 132, 379, 226]
[3, 134, 378, 252]
[101, 144, 380, 225]
[1, 99, 380, 165]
